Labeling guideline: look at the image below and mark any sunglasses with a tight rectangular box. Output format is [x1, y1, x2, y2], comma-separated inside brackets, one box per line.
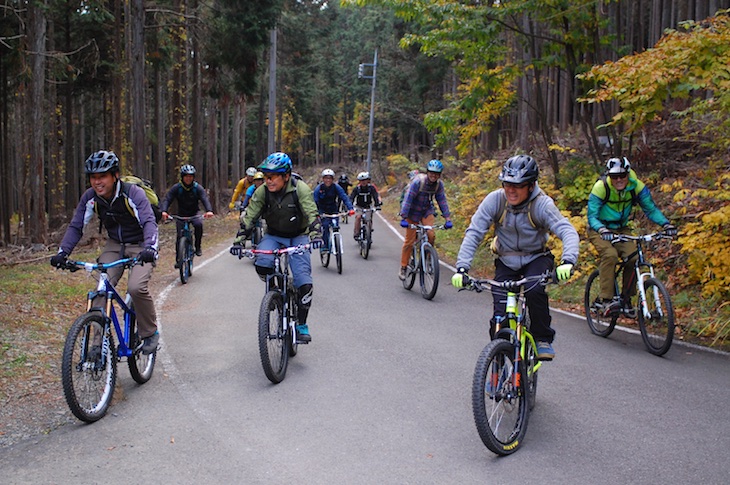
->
[609, 173, 628, 180]
[502, 182, 530, 189]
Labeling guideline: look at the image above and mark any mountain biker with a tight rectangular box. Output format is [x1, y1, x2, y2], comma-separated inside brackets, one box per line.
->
[587, 157, 677, 314]
[241, 171, 265, 210]
[338, 174, 352, 197]
[313, 168, 355, 253]
[50, 150, 160, 354]
[350, 171, 382, 241]
[160, 164, 214, 261]
[229, 167, 257, 210]
[451, 155, 579, 361]
[231, 152, 322, 343]
[399, 160, 453, 281]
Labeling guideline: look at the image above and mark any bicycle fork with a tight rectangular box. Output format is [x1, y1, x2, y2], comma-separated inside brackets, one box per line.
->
[634, 264, 663, 320]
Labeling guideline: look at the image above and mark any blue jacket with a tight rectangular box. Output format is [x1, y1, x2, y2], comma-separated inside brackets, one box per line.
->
[314, 182, 353, 214]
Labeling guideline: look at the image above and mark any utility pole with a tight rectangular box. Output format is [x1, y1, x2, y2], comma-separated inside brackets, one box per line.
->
[268, 28, 277, 154]
[358, 49, 377, 175]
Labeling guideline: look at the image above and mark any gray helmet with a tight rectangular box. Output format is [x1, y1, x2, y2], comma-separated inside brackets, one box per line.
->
[84, 150, 120, 174]
[180, 164, 196, 175]
[606, 157, 631, 174]
[245, 167, 257, 177]
[499, 155, 538, 184]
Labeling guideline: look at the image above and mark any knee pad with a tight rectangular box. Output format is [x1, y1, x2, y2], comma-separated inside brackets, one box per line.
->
[297, 284, 313, 309]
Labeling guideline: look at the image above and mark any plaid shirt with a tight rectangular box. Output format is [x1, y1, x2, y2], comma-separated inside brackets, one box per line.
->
[399, 176, 450, 222]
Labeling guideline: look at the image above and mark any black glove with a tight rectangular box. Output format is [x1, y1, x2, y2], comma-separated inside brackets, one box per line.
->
[308, 218, 322, 236]
[309, 237, 324, 250]
[138, 247, 157, 264]
[239, 223, 253, 239]
[599, 228, 614, 241]
[663, 223, 678, 237]
[50, 251, 68, 268]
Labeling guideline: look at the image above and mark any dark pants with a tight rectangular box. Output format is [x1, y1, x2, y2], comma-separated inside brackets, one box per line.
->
[491, 254, 555, 343]
[176, 217, 203, 257]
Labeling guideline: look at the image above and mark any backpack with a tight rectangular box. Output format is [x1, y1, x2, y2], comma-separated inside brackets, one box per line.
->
[121, 175, 163, 222]
[177, 181, 199, 199]
[495, 190, 544, 229]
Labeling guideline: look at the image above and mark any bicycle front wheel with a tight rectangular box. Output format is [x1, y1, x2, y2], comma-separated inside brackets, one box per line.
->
[638, 277, 675, 356]
[62, 312, 117, 422]
[472, 339, 529, 456]
[258, 291, 289, 383]
[419, 244, 440, 300]
[334, 233, 343, 274]
[127, 302, 156, 384]
[585, 269, 617, 337]
[320, 246, 330, 267]
[178, 237, 191, 284]
[359, 226, 370, 259]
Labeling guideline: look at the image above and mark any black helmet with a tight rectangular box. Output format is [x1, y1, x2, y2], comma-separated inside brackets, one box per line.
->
[85, 150, 120, 175]
[499, 155, 538, 184]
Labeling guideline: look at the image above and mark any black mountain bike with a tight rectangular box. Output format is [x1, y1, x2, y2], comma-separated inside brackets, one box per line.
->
[168, 214, 201, 284]
[357, 207, 377, 259]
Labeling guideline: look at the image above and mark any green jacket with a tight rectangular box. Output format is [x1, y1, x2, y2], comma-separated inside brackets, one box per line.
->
[243, 176, 319, 238]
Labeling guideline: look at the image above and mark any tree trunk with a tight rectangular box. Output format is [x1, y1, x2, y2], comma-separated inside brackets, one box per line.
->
[206, 97, 220, 213]
[130, 0, 146, 177]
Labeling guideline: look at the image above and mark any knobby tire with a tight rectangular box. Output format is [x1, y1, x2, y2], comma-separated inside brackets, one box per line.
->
[335, 233, 343, 274]
[258, 291, 288, 383]
[127, 302, 156, 384]
[419, 244, 439, 300]
[178, 237, 191, 284]
[472, 339, 530, 456]
[61, 312, 117, 422]
[638, 277, 675, 356]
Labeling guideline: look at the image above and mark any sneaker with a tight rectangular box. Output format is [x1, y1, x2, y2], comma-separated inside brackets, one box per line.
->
[142, 332, 160, 355]
[536, 341, 555, 361]
[174, 261, 180, 269]
[296, 324, 311, 344]
[398, 266, 407, 281]
[195, 248, 202, 257]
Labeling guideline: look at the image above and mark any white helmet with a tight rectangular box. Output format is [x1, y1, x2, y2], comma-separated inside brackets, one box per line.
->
[321, 168, 335, 178]
[245, 167, 257, 177]
[357, 171, 370, 181]
[606, 157, 631, 174]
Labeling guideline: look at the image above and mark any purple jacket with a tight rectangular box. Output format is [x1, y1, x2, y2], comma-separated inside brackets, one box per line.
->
[60, 180, 159, 254]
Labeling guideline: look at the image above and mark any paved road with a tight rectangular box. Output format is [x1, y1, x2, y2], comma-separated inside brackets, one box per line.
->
[2, 215, 729, 484]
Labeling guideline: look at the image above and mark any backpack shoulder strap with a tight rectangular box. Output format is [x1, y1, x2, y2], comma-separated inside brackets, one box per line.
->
[496, 190, 542, 229]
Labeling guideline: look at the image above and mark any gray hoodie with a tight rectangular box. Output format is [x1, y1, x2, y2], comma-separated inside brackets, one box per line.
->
[456, 185, 579, 272]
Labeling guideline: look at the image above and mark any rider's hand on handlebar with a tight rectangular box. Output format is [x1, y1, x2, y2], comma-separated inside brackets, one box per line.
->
[662, 223, 678, 237]
[348, 209, 355, 216]
[138, 247, 157, 264]
[451, 268, 470, 289]
[599, 228, 614, 241]
[50, 251, 68, 269]
[400, 219, 409, 228]
[161, 211, 170, 221]
[556, 261, 574, 282]
[444, 220, 453, 230]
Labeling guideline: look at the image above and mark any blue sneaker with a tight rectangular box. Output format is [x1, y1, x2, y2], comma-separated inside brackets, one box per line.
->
[295, 324, 311, 343]
[536, 341, 555, 361]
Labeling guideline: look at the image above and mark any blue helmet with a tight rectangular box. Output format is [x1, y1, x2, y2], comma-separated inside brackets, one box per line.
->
[258, 152, 292, 173]
[426, 159, 443, 173]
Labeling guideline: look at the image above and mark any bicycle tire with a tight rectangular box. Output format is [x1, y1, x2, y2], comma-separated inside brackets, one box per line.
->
[420, 244, 439, 300]
[178, 237, 190, 284]
[638, 277, 675, 356]
[472, 339, 529, 456]
[258, 290, 288, 383]
[403, 253, 417, 290]
[360, 226, 370, 259]
[320, 246, 330, 267]
[61, 312, 117, 422]
[127, 302, 156, 384]
[584, 269, 617, 337]
[334, 233, 343, 274]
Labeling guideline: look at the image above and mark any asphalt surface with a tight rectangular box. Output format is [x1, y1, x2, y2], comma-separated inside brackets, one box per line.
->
[2, 214, 729, 484]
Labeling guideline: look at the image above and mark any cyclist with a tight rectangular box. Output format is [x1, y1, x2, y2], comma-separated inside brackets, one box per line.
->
[450, 155, 579, 361]
[160, 164, 214, 261]
[313, 168, 355, 253]
[241, 171, 265, 210]
[399, 169, 420, 205]
[350, 171, 382, 241]
[587, 157, 677, 314]
[50, 150, 160, 355]
[337, 173, 352, 196]
[229, 167, 257, 210]
[232, 152, 322, 343]
[399, 160, 453, 280]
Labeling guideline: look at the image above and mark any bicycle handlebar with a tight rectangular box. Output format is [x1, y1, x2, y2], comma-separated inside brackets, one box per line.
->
[408, 223, 446, 230]
[320, 213, 347, 219]
[165, 214, 204, 223]
[230, 243, 312, 260]
[62, 257, 139, 273]
[609, 231, 674, 244]
[465, 270, 557, 293]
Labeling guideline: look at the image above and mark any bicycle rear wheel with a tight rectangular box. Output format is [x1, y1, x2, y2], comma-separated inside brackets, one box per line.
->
[334, 233, 343, 274]
[178, 238, 191, 284]
[472, 339, 529, 456]
[258, 291, 288, 383]
[638, 277, 675, 356]
[127, 302, 156, 384]
[403, 253, 417, 290]
[419, 244, 439, 300]
[62, 312, 117, 422]
[585, 269, 617, 337]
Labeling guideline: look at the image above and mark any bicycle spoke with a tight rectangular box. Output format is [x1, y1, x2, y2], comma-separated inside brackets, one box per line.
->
[638, 277, 674, 356]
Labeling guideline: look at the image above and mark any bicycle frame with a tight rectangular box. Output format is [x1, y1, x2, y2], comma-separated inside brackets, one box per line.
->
[321, 213, 344, 256]
[612, 233, 668, 320]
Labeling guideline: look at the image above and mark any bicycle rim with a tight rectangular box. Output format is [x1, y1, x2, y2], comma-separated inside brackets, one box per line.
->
[584, 269, 617, 337]
[62, 313, 117, 422]
[127, 302, 156, 384]
[419, 245, 439, 300]
[258, 291, 288, 383]
[472, 339, 529, 455]
[638, 277, 675, 356]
